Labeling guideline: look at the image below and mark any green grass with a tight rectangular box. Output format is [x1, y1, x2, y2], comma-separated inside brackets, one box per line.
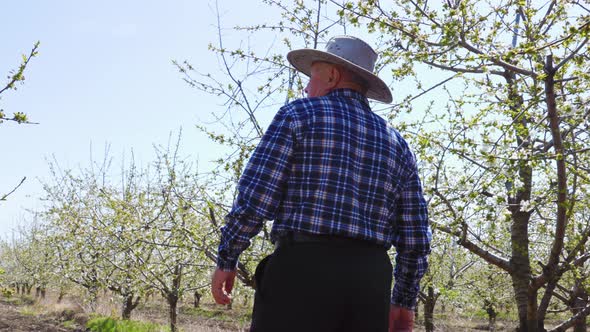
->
[182, 306, 252, 325]
[62, 320, 77, 329]
[86, 316, 170, 332]
[183, 307, 226, 319]
[18, 306, 37, 316]
[1, 295, 35, 306]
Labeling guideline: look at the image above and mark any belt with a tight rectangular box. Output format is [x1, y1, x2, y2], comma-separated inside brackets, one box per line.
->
[274, 232, 385, 250]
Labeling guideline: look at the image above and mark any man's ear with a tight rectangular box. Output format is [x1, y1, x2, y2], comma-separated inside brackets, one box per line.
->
[327, 65, 341, 87]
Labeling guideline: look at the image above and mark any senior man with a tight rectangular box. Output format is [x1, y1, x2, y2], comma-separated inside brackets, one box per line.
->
[211, 35, 431, 332]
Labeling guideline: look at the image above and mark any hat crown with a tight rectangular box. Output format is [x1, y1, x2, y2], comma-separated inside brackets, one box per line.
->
[325, 36, 378, 73]
[285, 35, 392, 103]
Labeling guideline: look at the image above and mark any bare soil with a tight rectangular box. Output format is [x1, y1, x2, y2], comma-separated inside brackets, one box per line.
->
[0, 295, 247, 332]
[0, 299, 79, 332]
[0, 294, 526, 331]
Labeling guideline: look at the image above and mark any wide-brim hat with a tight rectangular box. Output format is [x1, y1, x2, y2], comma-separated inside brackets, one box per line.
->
[287, 35, 392, 103]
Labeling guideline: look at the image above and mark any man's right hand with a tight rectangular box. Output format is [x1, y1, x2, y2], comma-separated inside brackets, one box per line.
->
[211, 268, 237, 305]
[389, 304, 414, 332]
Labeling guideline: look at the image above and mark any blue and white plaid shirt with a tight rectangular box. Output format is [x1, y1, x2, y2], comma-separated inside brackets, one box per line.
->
[217, 89, 431, 309]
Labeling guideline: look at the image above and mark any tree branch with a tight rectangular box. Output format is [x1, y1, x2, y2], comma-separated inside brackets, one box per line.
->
[0, 42, 40, 96]
[1, 177, 26, 201]
[554, 37, 589, 72]
[422, 60, 504, 76]
[538, 0, 557, 32]
[432, 221, 511, 272]
[457, 38, 537, 77]
[548, 303, 590, 332]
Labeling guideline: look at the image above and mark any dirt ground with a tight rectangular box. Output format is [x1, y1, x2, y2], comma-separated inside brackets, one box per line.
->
[0, 300, 492, 332]
[0, 299, 485, 332]
[0, 295, 247, 332]
[0, 294, 523, 331]
[0, 300, 75, 332]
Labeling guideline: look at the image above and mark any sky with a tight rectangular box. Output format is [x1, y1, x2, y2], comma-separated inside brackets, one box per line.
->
[0, 0, 286, 237]
[0, 1, 433, 238]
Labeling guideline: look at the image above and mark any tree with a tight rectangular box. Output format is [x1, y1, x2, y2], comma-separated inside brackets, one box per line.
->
[333, 1, 590, 331]
[182, 0, 590, 331]
[125, 140, 213, 332]
[42, 149, 151, 315]
[0, 220, 56, 300]
[417, 232, 476, 332]
[40, 136, 224, 330]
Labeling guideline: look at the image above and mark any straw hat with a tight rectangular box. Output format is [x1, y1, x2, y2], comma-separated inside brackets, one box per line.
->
[287, 35, 392, 103]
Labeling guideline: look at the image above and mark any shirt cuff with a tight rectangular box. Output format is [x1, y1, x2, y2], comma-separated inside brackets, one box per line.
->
[216, 255, 238, 271]
[391, 283, 419, 310]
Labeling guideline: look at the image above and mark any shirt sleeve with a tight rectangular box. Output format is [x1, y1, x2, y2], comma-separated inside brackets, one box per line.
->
[390, 153, 432, 310]
[217, 105, 298, 271]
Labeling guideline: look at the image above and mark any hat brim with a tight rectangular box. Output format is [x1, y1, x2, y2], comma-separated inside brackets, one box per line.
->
[287, 49, 393, 104]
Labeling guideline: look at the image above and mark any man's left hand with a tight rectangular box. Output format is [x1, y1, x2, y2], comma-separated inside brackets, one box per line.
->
[211, 268, 237, 305]
[389, 304, 414, 332]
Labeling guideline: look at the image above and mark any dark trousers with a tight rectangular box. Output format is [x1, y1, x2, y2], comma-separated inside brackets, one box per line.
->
[250, 237, 392, 332]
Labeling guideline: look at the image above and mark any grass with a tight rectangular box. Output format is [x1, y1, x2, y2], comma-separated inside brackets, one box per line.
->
[87, 316, 170, 332]
[62, 319, 77, 329]
[18, 306, 37, 316]
[1, 294, 35, 306]
[182, 305, 252, 325]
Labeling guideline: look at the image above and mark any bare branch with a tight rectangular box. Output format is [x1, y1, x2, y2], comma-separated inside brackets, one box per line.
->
[0, 177, 26, 202]
[422, 60, 505, 76]
[408, 0, 442, 29]
[391, 74, 458, 109]
[548, 304, 590, 332]
[458, 38, 537, 77]
[538, 0, 557, 32]
[431, 220, 511, 272]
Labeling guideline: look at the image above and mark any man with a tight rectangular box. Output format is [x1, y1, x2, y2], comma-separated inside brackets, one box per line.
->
[211, 35, 431, 332]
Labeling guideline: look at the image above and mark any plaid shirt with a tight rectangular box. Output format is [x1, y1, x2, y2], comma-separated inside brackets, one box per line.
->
[217, 89, 431, 309]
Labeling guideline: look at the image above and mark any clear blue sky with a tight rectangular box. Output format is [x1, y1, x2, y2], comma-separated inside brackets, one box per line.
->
[0, 0, 283, 236]
[1, 1, 431, 238]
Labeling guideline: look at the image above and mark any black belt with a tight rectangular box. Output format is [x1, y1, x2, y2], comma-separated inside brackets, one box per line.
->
[274, 232, 385, 250]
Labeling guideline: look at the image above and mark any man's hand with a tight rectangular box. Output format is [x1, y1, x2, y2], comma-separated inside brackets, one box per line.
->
[389, 304, 414, 332]
[211, 268, 237, 305]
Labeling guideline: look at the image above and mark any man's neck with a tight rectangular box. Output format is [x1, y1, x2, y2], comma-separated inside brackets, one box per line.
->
[332, 82, 367, 95]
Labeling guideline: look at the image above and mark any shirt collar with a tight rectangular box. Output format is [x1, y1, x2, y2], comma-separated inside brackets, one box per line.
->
[326, 89, 370, 107]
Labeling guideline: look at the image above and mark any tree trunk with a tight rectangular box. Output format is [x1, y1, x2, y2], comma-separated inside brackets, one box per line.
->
[503, 61, 538, 332]
[424, 286, 436, 332]
[35, 287, 40, 298]
[40, 287, 46, 299]
[572, 282, 589, 332]
[484, 299, 497, 331]
[167, 264, 183, 332]
[167, 293, 179, 332]
[121, 293, 141, 320]
[510, 277, 539, 332]
[573, 318, 588, 332]
[510, 210, 536, 332]
[57, 288, 65, 303]
[88, 285, 98, 312]
[194, 291, 201, 308]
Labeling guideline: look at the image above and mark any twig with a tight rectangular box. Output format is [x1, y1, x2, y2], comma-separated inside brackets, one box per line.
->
[0, 42, 40, 95]
[0, 177, 26, 201]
